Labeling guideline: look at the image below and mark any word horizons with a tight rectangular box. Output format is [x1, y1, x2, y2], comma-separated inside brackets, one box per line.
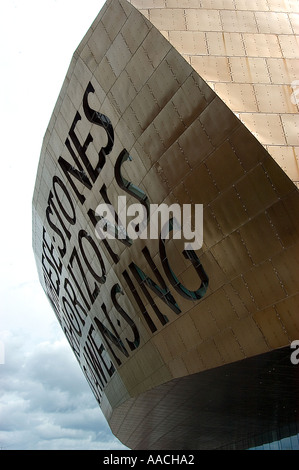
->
[95, 196, 203, 250]
[40, 81, 209, 405]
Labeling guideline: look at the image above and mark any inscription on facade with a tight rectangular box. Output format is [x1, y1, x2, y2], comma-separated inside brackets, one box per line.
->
[41, 82, 209, 404]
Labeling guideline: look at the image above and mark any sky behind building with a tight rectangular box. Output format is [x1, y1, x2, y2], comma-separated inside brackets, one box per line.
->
[0, 0, 127, 450]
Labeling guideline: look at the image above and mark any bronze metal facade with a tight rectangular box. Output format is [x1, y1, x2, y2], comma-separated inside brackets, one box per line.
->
[32, 0, 299, 449]
[130, 0, 299, 187]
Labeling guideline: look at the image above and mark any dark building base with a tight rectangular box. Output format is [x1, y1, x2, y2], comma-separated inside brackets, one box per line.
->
[109, 346, 299, 449]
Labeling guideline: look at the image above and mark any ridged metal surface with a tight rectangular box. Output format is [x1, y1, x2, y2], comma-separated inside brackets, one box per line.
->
[32, 0, 299, 449]
[129, 0, 299, 186]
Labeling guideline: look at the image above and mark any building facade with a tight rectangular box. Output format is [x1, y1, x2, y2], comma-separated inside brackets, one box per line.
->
[32, 0, 299, 449]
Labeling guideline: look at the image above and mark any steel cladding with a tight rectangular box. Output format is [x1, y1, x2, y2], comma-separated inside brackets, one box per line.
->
[32, 0, 299, 449]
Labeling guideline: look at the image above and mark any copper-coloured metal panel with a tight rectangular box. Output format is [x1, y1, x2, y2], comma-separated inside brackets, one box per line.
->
[32, 0, 299, 449]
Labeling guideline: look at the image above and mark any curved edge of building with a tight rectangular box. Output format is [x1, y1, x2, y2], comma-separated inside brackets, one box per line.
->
[32, 0, 299, 449]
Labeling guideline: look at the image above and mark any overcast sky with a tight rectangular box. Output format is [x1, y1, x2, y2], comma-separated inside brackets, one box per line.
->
[0, 0, 127, 450]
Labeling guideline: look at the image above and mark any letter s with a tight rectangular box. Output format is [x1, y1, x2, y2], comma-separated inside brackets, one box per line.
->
[83, 81, 114, 174]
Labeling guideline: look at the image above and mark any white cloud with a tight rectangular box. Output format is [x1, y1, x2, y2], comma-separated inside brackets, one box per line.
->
[0, 332, 126, 450]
